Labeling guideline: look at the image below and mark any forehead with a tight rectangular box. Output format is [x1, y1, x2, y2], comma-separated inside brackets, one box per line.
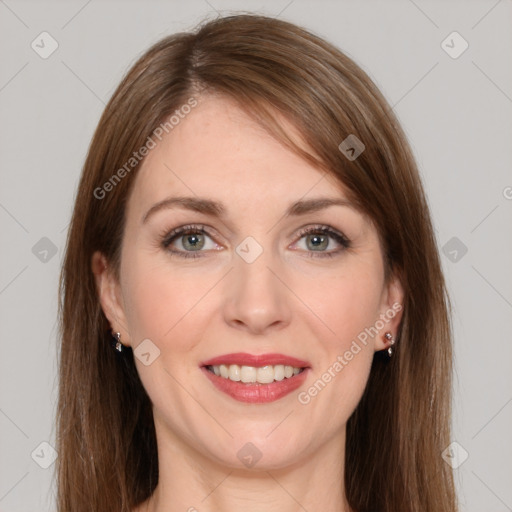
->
[127, 94, 357, 220]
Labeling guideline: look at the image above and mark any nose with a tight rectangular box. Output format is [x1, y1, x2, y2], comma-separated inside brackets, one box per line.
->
[222, 245, 292, 336]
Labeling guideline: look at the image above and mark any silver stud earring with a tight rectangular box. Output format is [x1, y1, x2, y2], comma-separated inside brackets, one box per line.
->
[112, 331, 123, 352]
[384, 332, 395, 357]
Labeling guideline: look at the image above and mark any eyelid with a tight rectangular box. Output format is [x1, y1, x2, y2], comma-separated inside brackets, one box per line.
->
[293, 224, 350, 246]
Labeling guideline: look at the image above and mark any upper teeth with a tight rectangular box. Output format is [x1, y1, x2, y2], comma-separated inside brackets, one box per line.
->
[210, 364, 302, 384]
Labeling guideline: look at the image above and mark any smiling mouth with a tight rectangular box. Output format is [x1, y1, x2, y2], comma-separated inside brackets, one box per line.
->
[205, 364, 305, 384]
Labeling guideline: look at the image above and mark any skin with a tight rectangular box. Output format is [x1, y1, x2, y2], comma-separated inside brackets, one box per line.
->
[92, 94, 404, 512]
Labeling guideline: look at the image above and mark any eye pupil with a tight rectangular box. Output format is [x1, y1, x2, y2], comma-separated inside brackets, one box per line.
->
[183, 233, 205, 250]
[307, 234, 328, 251]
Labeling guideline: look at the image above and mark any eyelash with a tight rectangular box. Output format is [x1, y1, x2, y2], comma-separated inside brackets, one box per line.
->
[160, 224, 351, 260]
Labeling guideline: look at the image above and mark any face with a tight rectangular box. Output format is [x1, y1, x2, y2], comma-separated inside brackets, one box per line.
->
[93, 94, 403, 470]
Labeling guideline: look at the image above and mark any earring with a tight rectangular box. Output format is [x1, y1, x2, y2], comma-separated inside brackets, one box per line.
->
[384, 332, 395, 357]
[111, 331, 123, 352]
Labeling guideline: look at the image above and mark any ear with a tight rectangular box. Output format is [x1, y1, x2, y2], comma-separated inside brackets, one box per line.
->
[374, 271, 405, 352]
[91, 251, 132, 347]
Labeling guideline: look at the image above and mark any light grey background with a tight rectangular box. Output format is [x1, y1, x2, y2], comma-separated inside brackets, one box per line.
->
[1, 1, 511, 511]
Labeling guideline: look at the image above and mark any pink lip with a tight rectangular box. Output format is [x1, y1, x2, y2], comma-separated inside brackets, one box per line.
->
[200, 352, 311, 368]
[201, 366, 310, 403]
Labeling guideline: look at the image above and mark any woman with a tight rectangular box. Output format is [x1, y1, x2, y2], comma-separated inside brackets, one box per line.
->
[57, 13, 457, 512]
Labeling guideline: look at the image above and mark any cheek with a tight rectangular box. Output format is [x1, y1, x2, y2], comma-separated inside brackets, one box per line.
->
[121, 265, 175, 341]
[120, 251, 217, 353]
[294, 266, 382, 418]
[120, 258, 207, 400]
[303, 264, 384, 349]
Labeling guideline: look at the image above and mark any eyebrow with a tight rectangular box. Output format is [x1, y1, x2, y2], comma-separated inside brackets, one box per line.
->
[141, 196, 355, 224]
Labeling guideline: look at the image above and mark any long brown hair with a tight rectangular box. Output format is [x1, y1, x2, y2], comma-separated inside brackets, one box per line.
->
[57, 14, 457, 512]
